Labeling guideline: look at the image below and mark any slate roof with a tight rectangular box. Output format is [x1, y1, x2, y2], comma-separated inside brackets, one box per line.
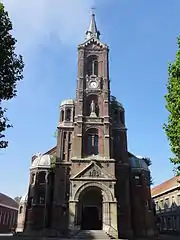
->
[0, 192, 18, 209]
[151, 176, 180, 197]
[44, 146, 56, 155]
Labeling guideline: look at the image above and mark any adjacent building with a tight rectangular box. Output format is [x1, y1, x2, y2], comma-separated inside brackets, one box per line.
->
[151, 176, 180, 233]
[16, 12, 155, 239]
[0, 193, 18, 233]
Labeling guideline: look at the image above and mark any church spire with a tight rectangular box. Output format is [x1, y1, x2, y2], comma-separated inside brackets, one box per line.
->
[85, 8, 100, 40]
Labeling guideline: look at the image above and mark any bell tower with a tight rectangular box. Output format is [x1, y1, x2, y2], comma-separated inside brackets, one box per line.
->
[72, 11, 112, 159]
[68, 11, 118, 235]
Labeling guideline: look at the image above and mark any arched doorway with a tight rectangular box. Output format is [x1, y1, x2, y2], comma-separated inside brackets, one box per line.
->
[79, 186, 102, 230]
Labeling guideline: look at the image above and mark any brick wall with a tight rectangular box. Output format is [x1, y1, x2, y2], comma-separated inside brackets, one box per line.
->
[0, 205, 18, 233]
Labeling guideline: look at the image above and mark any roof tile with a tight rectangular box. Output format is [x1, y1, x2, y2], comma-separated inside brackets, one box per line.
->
[151, 176, 180, 197]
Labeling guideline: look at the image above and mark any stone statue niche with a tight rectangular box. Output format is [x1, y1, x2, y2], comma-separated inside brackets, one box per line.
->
[90, 100, 99, 117]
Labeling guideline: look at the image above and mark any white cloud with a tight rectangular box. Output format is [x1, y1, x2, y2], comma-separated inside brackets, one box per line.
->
[2, 0, 95, 52]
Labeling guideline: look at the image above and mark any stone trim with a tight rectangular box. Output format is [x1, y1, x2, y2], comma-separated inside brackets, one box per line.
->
[73, 181, 114, 202]
[70, 178, 116, 181]
[0, 203, 18, 211]
[70, 160, 114, 179]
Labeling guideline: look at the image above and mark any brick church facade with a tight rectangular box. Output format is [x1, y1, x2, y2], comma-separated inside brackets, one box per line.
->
[16, 12, 155, 239]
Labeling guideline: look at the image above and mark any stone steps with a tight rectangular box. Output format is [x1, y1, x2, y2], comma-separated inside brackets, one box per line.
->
[74, 230, 110, 239]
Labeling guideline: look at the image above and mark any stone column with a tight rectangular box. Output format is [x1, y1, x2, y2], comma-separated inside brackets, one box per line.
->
[69, 201, 78, 230]
[71, 108, 74, 122]
[104, 122, 110, 158]
[64, 107, 67, 121]
[109, 202, 118, 231]
[102, 202, 110, 232]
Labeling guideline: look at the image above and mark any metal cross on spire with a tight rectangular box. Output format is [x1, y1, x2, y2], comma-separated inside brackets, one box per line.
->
[85, 7, 100, 40]
[91, 6, 96, 15]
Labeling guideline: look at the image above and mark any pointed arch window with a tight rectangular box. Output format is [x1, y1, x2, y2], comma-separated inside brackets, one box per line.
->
[87, 55, 98, 76]
[19, 206, 23, 214]
[94, 134, 98, 155]
[94, 60, 98, 76]
[62, 132, 67, 160]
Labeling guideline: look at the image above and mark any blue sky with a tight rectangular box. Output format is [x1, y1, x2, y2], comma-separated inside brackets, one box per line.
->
[1, 0, 180, 198]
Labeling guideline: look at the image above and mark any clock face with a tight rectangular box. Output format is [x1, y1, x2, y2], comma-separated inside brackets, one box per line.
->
[90, 81, 98, 88]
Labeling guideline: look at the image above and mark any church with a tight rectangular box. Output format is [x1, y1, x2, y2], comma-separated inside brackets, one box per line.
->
[16, 12, 155, 239]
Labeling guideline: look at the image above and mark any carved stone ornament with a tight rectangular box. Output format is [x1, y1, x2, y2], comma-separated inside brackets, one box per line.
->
[89, 169, 101, 177]
[86, 89, 101, 96]
[85, 42, 103, 52]
[79, 50, 84, 58]
[78, 91, 83, 99]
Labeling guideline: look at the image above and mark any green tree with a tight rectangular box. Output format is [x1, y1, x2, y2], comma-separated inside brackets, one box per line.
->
[164, 36, 180, 175]
[0, 3, 24, 148]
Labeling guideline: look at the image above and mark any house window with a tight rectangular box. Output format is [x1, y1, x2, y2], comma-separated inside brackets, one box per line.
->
[155, 202, 159, 210]
[0, 211, 2, 224]
[12, 211, 15, 226]
[172, 196, 176, 208]
[6, 212, 9, 225]
[9, 212, 13, 227]
[3, 212, 6, 224]
[165, 198, 169, 209]
[177, 195, 180, 205]
[160, 200, 164, 209]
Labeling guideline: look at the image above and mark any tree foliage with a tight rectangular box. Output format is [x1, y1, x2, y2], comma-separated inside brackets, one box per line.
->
[0, 3, 24, 148]
[50, 155, 56, 169]
[164, 36, 180, 175]
[142, 157, 154, 186]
